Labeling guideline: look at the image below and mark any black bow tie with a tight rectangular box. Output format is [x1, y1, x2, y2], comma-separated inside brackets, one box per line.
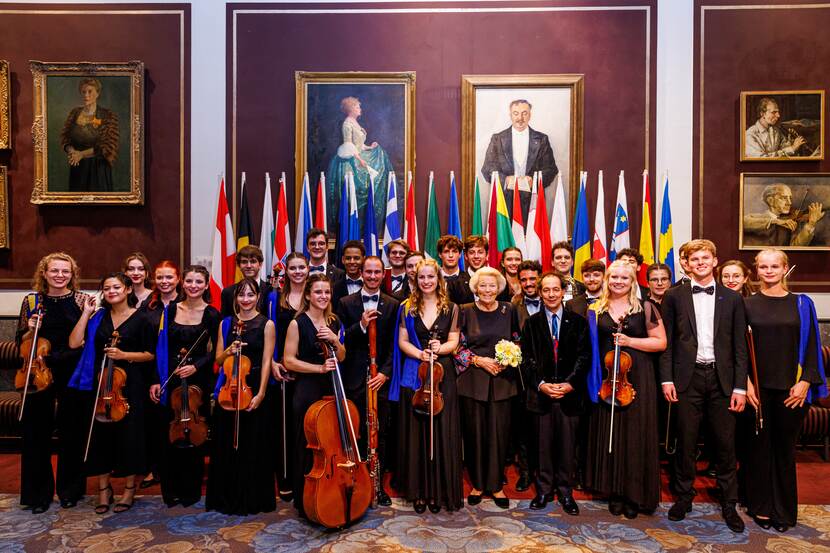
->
[692, 285, 714, 295]
[524, 297, 540, 308]
[309, 265, 325, 273]
[362, 294, 379, 303]
[391, 274, 405, 282]
[443, 274, 459, 282]
[587, 297, 598, 305]
[347, 278, 363, 287]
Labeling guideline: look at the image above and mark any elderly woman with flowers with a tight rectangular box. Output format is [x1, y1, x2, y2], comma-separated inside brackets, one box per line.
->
[455, 266, 520, 509]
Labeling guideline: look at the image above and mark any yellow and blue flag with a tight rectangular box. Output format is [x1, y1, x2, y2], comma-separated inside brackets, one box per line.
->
[658, 173, 675, 282]
[572, 171, 591, 281]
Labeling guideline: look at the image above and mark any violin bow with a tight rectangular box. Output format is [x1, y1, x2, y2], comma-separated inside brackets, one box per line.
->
[158, 330, 208, 395]
[608, 316, 626, 454]
[428, 329, 438, 462]
[84, 334, 116, 462]
[18, 304, 44, 421]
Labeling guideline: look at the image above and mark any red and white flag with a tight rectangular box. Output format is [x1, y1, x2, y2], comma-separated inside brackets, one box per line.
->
[526, 171, 552, 270]
[511, 176, 527, 256]
[592, 170, 608, 265]
[403, 171, 419, 250]
[210, 176, 236, 309]
[272, 172, 292, 274]
[314, 172, 327, 232]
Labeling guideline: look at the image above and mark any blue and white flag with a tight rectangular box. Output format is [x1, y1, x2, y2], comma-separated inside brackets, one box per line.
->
[447, 171, 464, 271]
[364, 174, 379, 256]
[347, 172, 360, 241]
[382, 171, 402, 266]
[610, 170, 630, 262]
[294, 172, 313, 257]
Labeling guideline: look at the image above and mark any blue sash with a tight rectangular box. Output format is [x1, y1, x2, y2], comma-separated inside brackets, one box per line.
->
[389, 300, 424, 402]
[797, 294, 828, 403]
[586, 307, 602, 404]
[67, 310, 106, 391]
[266, 290, 279, 385]
[155, 305, 170, 405]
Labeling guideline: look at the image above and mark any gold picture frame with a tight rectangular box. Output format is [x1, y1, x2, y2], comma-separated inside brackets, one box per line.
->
[0, 166, 9, 248]
[461, 74, 584, 235]
[739, 172, 830, 251]
[740, 90, 824, 162]
[0, 60, 10, 149]
[29, 60, 144, 204]
[294, 71, 416, 241]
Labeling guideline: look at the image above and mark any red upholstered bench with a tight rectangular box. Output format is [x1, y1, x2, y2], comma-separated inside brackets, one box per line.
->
[0, 341, 21, 444]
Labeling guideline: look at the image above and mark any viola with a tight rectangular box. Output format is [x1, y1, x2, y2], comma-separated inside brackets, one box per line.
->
[94, 331, 130, 423]
[16, 304, 53, 418]
[303, 339, 371, 529]
[169, 348, 208, 448]
[599, 316, 636, 453]
[217, 320, 253, 449]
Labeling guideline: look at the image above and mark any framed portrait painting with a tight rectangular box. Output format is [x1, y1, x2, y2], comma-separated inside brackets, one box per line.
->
[29, 60, 145, 204]
[295, 71, 416, 241]
[0, 60, 10, 149]
[739, 172, 830, 250]
[461, 74, 584, 233]
[740, 90, 824, 161]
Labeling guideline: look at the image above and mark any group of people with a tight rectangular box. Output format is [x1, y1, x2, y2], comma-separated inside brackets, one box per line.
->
[14, 230, 827, 535]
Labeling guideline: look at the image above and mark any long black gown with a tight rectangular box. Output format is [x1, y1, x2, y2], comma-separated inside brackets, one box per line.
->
[205, 314, 276, 515]
[273, 298, 298, 498]
[85, 309, 156, 477]
[585, 303, 662, 512]
[156, 304, 220, 507]
[16, 292, 85, 507]
[395, 303, 464, 511]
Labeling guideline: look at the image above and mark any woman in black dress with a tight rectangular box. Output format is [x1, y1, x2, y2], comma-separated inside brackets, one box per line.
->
[585, 260, 666, 519]
[206, 277, 276, 515]
[282, 274, 346, 518]
[149, 265, 220, 507]
[122, 252, 153, 308]
[16, 252, 90, 513]
[69, 273, 155, 514]
[744, 249, 827, 532]
[390, 259, 462, 513]
[455, 267, 519, 508]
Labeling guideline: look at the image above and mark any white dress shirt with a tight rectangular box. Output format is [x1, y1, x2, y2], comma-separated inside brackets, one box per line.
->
[538, 305, 564, 390]
[345, 276, 364, 295]
[358, 287, 380, 333]
[308, 261, 327, 274]
[511, 127, 530, 177]
[690, 277, 716, 363]
[524, 295, 541, 316]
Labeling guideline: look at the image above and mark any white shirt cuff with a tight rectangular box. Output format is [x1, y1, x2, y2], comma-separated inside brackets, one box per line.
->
[733, 388, 746, 395]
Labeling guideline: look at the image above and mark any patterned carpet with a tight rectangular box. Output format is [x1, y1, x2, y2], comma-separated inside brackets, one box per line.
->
[2, 495, 830, 552]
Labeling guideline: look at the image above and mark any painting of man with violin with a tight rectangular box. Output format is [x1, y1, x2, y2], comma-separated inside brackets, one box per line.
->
[740, 173, 829, 249]
[740, 91, 824, 161]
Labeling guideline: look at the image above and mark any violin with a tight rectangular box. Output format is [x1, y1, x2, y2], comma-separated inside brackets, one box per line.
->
[217, 320, 253, 449]
[169, 348, 208, 448]
[94, 331, 130, 423]
[16, 303, 53, 419]
[599, 316, 636, 453]
[303, 339, 371, 529]
[412, 330, 443, 461]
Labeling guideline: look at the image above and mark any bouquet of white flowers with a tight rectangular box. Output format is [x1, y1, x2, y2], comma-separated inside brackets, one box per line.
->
[494, 339, 522, 367]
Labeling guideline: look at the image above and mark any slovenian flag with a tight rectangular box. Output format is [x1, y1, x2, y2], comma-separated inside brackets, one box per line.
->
[610, 170, 630, 261]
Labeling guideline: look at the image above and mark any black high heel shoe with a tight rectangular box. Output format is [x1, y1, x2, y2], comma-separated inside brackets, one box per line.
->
[95, 485, 114, 515]
[113, 484, 136, 514]
[414, 499, 427, 514]
[753, 516, 772, 530]
[772, 521, 790, 533]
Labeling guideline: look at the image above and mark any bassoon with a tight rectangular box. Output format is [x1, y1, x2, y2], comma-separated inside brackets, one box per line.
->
[366, 318, 381, 507]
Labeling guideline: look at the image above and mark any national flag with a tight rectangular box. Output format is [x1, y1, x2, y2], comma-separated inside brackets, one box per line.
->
[592, 170, 609, 266]
[526, 172, 552, 269]
[336, 173, 350, 262]
[424, 171, 441, 260]
[273, 172, 291, 274]
[447, 171, 464, 271]
[364, 174, 379, 256]
[381, 171, 402, 266]
[294, 172, 313, 257]
[572, 171, 591, 280]
[235, 172, 253, 282]
[347, 172, 360, 241]
[486, 172, 515, 267]
[314, 172, 327, 232]
[550, 173, 569, 244]
[638, 170, 656, 286]
[471, 175, 483, 236]
[258, 172, 274, 282]
[610, 170, 630, 261]
[403, 171, 419, 250]
[658, 172, 676, 282]
[511, 173, 527, 257]
[210, 176, 235, 310]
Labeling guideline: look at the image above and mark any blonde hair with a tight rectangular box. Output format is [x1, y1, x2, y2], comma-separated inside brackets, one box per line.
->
[470, 266, 507, 295]
[407, 259, 450, 316]
[754, 248, 790, 291]
[32, 252, 80, 294]
[593, 260, 642, 315]
[685, 238, 717, 258]
[340, 96, 360, 115]
[299, 273, 337, 324]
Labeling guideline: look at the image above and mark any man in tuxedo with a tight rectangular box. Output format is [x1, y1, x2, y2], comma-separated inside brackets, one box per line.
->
[480, 99, 558, 223]
[566, 259, 605, 319]
[671, 242, 692, 287]
[335, 255, 400, 506]
[437, 235, 469, 303]
[220, 245, 272, 317]
[552, 242, 587, 302]
[512, 260, 543, 329]
[306, 227, 345, 286]
[659, 239, 747, 533]
[382, 239, 409, 300]
[332, 240, 365, 307]
[521, 271, 590, 515]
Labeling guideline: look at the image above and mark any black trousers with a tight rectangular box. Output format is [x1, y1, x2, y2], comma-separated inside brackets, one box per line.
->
[348, 386, 393, 482]
[459, 396, 512, 493]
[55, 388, 94, 502]
[745, 388, 808, 526]
[20, 387, 57, 507]
[507, 394, 530, 477]
[534, 400, 579, 497]
[674, 363, 738, 504]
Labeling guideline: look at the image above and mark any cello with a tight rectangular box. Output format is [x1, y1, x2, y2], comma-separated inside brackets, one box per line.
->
[599, 316, 635, 453]
[303, 339, 372, 529]
[217, 320, 253, 450]
[412, 330, 443, 460]
[169, 348, 209, 448]
[84, 331, 129, 461]
[16, 303, 54, 420]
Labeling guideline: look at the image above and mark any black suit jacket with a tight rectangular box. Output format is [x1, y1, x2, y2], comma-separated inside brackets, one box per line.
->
[658, 282, 748, 396]
[447, 271, 512, 305]
[480, 126, 558, 187]
[520, 308, 590, 415]
[220, 280, 272, 319]
[335, 291, 400, 392]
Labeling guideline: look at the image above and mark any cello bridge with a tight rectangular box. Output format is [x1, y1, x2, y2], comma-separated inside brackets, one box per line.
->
[336, 460, 356, 470]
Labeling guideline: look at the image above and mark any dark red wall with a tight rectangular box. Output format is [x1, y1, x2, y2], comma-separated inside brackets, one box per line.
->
[695, 0, 830, 289]
[0, 4, 190, 286]
[228, 1, 657, 251]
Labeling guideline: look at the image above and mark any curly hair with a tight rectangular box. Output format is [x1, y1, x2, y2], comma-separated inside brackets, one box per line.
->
[32, 252, 80, 294]
[407, 259, 450, 316]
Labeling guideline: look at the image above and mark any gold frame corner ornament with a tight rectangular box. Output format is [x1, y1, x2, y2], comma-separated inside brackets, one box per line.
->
[0, 60, 10, 149]
[28, 60, 145, 205]
[0, 166, 9, 248]
[739, 89, 825, 162]
[460, 74, 585, 235]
